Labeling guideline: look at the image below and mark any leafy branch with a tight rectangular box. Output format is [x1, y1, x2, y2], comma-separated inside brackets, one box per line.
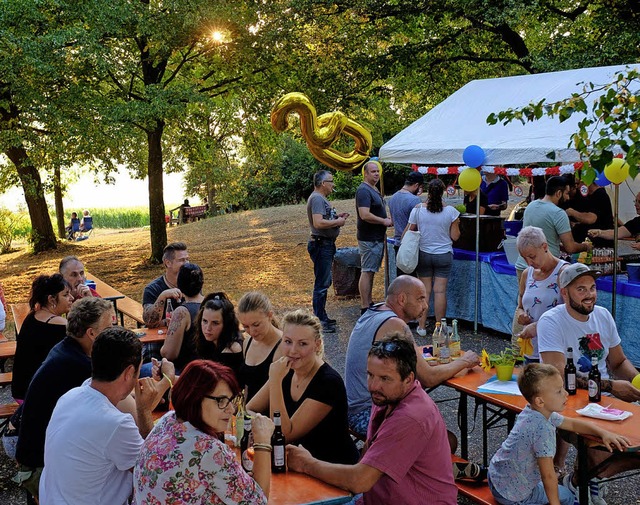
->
[487, 69, 640, 182]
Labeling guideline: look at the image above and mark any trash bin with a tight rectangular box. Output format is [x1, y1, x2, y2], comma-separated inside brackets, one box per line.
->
[332, 247, 361, 297]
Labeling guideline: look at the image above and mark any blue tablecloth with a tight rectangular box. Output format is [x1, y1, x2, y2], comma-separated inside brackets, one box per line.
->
[388, 243, 640, 366]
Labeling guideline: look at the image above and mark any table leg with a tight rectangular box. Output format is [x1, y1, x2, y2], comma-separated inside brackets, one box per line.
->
[459, 393, 468, 460]
[577, 436, 589, 505]
[482, 401, 488, 467]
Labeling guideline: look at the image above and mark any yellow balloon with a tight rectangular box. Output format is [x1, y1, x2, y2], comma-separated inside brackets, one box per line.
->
[603, 157, 630, 185]
[271, 92, 372, 172]
[632, 374, 640, 389]
[458, 168, 482, 192]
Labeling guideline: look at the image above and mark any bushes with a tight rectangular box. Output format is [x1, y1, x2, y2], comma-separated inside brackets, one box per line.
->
[0, 209, 29, 253]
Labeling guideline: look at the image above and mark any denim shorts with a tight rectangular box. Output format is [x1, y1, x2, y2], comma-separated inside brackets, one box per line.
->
[358, 240, 384, 272]
[417, 251, 453, 278]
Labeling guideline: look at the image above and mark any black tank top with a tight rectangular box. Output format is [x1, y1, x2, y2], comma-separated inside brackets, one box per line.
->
[238, 337, 281, 401]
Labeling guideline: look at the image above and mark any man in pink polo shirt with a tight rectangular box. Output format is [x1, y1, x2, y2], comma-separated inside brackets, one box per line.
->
[287, 334, 457, 505]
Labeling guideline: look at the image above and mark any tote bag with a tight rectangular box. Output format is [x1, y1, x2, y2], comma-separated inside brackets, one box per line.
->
[396, 206, 422, 273]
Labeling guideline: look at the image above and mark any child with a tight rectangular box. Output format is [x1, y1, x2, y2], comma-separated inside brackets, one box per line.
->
[488, 364, 629, 505]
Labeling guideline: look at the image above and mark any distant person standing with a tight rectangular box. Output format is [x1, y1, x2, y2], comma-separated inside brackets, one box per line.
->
[388, 171, 423, 278]
[480, 173, 509, 216]
[306, 170, 349, 333]
[356, 160, 392, 313]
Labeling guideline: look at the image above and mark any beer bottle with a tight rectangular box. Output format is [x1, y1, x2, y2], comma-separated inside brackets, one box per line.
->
[564, 347, 577, 395]
[449, 319, 461, 358]
[432, 322, 441, 359]
[165, 298, 174, 325]
[271, 411, 286, 473]
[240, 415, 254, 473]
[438, 324, 451, 364]
[588, 356, 601, 402]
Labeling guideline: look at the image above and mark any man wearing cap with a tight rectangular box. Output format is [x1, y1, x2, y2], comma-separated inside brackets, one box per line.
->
[388, 171, 423, 278]
[307, 170, 350, 333]
[538, 262, 640, 503]
[356, 160, 392, 313]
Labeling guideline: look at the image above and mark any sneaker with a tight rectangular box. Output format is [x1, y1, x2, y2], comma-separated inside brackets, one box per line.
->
[589, 477, 608, 505]
[321, 322, 336, 333]
[324, 317, 337, 325]
[416, 327, 427, 337]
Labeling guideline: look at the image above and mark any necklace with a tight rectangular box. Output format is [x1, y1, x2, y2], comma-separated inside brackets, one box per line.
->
[294, 361, 320, 389]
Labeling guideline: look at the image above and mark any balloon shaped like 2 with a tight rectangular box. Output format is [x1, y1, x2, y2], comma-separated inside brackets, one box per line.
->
[603, 157, 630, 185]
[594, 170, 611, 187]
[458, 168, 482, 192]
[462, 145, 485, 168]
[271, 92, 372, 171]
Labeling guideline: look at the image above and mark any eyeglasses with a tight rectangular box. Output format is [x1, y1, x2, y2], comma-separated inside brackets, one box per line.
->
[371, 341, 401, 354]
[203, 394, 241, 410]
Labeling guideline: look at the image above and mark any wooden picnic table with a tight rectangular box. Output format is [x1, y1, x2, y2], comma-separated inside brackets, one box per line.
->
[86, 271, 145, 327]
[137, 327, 167, 344]
[0, 340, 16, 374]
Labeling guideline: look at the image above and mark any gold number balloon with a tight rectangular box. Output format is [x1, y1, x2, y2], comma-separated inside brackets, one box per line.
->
[271, 92, 373, 171]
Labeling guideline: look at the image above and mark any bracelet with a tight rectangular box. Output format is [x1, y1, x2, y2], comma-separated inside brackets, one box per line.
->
[253, 443, 272, 452]
[162, 373, 173, 388]
[254, 447, 272, 453]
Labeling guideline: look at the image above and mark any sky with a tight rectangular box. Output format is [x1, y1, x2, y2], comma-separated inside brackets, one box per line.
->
[1, 170, 191, 210]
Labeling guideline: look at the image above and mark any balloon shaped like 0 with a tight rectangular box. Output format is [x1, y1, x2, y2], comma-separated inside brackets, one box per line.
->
[463, 145, 485, 168]
[594, 170, 611, 187]
[459, 168, 482, 192]
[603, 158, 630, 185]
[271, 92, 372, 171]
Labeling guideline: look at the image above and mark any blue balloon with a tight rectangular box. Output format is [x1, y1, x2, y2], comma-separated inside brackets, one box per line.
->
[463, 145, 485, 168]
[594, 170, 611, 187]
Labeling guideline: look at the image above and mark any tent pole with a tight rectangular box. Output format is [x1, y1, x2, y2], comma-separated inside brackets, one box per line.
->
[612, 184, 619, 319]
[474, 185, 480, 334]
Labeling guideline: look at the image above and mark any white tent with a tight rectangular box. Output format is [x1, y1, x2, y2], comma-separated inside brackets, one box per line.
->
[379, 63, 640, 168]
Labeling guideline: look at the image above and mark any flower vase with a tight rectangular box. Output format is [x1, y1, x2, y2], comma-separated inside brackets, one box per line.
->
[495, 364, 514, 382]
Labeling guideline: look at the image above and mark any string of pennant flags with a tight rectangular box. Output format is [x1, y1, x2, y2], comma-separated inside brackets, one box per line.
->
[411, 162, 584, 177]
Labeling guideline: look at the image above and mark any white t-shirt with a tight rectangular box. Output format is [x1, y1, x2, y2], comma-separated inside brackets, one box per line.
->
[408, 205, 460, 254]
[537, 304, 620, 379]
[40, 381, 143, 505]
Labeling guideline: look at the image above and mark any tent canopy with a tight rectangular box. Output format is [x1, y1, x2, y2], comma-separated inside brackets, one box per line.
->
[379, 64, 640, 167]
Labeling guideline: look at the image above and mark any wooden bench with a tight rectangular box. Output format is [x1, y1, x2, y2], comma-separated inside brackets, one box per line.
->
[10, 302, 31, 335]
[181, 205, 207, 222]
[86, 272, 145, 327]
[0, 372, 12, 387]
[0, 403, 19, 420]
[452, 455, 497, 505]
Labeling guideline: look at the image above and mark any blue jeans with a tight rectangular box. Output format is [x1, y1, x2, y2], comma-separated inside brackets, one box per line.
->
[308, 239, 336, 322]
[488, 475, 575, 505]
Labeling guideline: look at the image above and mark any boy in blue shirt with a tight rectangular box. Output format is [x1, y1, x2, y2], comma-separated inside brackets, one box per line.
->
[488, 364, 629, 505]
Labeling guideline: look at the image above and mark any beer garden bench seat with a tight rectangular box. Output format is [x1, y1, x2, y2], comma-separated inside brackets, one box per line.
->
[0, 402, 19, 420]
[0, 372, 12, 387]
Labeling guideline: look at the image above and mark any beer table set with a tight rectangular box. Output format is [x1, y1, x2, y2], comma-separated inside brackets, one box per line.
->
[444, 366, 640, 505]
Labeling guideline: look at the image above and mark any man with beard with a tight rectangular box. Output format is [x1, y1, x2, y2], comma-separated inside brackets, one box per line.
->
[59, 256, 100, 301]
[287, 334, 458, 505]
[538, 263, 640, 504]
[345, 275, 478, 437]
[514, 176, 591, 280]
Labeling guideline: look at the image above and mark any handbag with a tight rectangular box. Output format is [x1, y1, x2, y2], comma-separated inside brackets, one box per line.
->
[1, 404, 22, 460]
[396, 206, 422, 274]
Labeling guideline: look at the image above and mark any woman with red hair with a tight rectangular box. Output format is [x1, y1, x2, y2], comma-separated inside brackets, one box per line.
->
[133, 360, 274, 505]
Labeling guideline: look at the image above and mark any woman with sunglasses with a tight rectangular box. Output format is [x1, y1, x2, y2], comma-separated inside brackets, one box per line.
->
[247, 309, 358, 465]
[134, 360, 274, 505]
[193, 292, 244, 377]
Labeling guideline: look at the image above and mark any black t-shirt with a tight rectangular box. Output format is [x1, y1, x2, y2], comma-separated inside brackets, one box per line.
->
[355, 183, 387, 242]
[16, 337, 91, 467]
[282, 363, 359, 465]
[463, 191, 489, 214]
[624, 216, 640, 237]
[12, 313, 67, 400]
[571, 188, 614, 244]
[238, 338, 281, 402]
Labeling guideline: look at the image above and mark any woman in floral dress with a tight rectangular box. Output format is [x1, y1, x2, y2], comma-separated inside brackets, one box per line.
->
[133, 360, 274, 505]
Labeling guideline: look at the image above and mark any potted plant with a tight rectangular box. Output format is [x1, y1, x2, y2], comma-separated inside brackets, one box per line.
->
[480, 345, 524, 381]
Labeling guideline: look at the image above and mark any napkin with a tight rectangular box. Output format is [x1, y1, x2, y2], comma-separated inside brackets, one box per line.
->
[517, 337, 533, 357]
[575, 403, 633, 421]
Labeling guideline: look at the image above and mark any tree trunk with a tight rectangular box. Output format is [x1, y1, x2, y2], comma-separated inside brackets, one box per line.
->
[147, 122, 167, 264]
[5, 145, 57, 253]
[53, 166, 65, 238]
